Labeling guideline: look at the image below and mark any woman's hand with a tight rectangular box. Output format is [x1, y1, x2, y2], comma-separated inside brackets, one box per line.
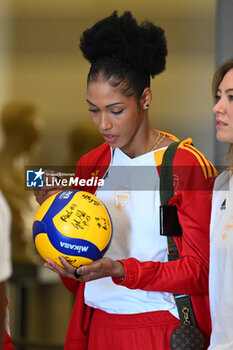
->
[34, 170, 64, 205]
[73, 257, 125, 282]
[44, 257, 77, 279]
[44, 256, 125, 282]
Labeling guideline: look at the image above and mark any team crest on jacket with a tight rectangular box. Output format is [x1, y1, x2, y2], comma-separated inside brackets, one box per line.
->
[173, 174, 179, 191]
[222, 215, 233, 240]
[114, 186, 131, 211]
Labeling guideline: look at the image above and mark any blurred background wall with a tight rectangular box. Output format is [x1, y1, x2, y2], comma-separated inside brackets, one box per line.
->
[0, 0, 217, 349]
[1, 0, 216, 164]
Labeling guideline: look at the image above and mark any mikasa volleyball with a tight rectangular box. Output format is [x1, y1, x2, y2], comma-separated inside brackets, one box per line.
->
[33, 190, 113, 267]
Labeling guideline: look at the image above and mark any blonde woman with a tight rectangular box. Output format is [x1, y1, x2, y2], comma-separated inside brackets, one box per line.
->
[208, 58, 233, 349]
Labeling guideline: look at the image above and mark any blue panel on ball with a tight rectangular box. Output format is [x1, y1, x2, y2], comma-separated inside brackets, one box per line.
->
[33, 221, 47, 241]
[42, 190, 78, 221]
[33, 219, 103, 260]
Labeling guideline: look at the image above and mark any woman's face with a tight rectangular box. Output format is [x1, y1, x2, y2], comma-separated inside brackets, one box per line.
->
[86, 79, 146, 154]
[213, 68, 233, 144]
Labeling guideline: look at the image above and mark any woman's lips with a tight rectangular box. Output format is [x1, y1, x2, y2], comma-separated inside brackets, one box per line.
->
[102, 134, 119, 144]
[216, 120, 228, 128]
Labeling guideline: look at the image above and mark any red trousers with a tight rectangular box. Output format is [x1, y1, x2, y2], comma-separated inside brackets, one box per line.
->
[87, 309, 180, 350]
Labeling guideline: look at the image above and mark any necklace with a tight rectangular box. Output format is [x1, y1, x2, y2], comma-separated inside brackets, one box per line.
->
[148, 133, 166, 153]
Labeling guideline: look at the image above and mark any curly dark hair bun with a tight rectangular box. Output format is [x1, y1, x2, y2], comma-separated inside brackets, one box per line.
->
[80, 11, 167, 78]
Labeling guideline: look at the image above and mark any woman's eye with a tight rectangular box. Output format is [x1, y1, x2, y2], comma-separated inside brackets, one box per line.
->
[111, 110, 124, 115]
[215, 95, 221, 102]
[88, 109, 98, 113]
[228, 95, 233, 101]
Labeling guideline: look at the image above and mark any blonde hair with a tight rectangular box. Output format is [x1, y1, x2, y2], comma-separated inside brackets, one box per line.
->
[212, 58, 233, 175]
[225, 144, 233, 176]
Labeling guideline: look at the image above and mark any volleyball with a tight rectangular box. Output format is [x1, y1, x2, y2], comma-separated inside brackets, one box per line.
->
[33, 190, 112, 267]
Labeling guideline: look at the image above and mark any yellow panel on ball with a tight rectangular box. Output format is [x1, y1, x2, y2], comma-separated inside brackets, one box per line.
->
[53, 191, 112, 250]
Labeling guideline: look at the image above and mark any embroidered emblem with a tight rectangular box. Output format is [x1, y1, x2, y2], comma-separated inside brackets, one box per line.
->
[222, 215, 233, 240]
[220, 199, 226, 210]
[114, 186, 131, 211]
[173, 174, 179, 191]
[222, 232, 227, 240]
[91, 169, 99, 177]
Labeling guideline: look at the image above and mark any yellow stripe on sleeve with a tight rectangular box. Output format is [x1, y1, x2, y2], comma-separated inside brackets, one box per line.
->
[180, 144, 214, 179]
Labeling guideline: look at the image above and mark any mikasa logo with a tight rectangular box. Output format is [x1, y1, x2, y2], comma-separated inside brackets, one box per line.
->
[60, 241, 89, 252]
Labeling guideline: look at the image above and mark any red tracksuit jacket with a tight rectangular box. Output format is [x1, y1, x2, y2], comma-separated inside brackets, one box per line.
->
[61, 132, 216, 350]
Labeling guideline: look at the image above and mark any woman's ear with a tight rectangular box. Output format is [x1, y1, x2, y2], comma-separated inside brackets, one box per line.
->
[141, 88, 152, 110]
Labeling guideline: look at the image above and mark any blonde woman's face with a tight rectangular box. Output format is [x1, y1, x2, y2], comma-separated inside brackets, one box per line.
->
[213, 68, 233, 143]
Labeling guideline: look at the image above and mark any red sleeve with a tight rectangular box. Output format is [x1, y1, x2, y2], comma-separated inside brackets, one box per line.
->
[3, 330, 14, 350]
[113, 144, 216, 295]
[72, 143, 111, 194]
[60, 276, 80, 295]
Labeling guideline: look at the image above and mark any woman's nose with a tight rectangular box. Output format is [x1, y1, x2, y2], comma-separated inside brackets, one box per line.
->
[99, 113, 112, 131]
[213, 99, 225, 115]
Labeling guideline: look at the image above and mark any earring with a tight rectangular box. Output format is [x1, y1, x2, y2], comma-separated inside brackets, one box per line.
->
[144, 104, 149, 110]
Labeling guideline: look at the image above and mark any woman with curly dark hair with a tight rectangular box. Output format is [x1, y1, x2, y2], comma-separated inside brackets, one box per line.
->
[38, 11, 215, 350]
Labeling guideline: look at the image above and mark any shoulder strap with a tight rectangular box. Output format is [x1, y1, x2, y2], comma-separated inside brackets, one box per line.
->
[160, 141, 181, 262]
[160, 141, 180, 206]
[160, 141, 197, 327]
